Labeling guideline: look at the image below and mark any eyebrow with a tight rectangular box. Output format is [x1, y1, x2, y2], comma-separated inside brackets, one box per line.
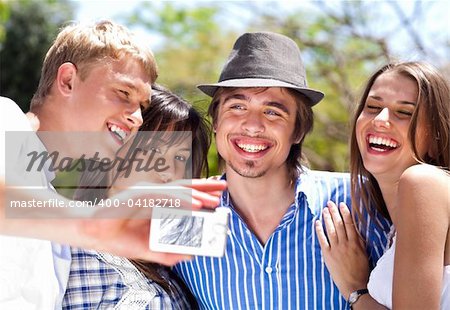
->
[177, 148, 192, 153]
[223, 93, 248, 104]
[145, 137, 192, 153]
[266, 101, 290, 115]
[223, 94, 291, 115]
[368, 95, 416, 107]
[117, 78, 140, 94]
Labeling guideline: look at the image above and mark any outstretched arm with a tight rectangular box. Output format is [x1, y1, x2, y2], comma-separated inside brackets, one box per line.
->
[315, 201, 387, 309]
[393, 164, 449, 309]
[1, 178, 227, 265]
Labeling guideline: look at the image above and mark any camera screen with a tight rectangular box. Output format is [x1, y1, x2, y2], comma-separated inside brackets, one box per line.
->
[158, 214, 204, 248]
[150, 207, 230, 257]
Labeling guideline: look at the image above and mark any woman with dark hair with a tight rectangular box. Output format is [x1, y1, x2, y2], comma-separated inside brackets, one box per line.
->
[315, 62, 450, 309]
[63, 84, 212, 309]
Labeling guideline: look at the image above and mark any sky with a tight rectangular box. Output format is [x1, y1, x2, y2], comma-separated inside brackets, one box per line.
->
[74, 0, 450, 66]
[75, 0, 159, 44]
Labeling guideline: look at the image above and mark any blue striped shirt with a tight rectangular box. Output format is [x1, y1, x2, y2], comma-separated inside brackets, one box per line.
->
[174, 170, 390, 309]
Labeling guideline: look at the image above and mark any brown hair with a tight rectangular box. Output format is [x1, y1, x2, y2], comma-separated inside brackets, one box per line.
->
[350, 61, 450, 223]
[31, 20, 158, 107]
[120, 84, 210, 303]
[124, 83, 210, 179]
[74, 84, 209, 303]
[207, 87, 314, 182]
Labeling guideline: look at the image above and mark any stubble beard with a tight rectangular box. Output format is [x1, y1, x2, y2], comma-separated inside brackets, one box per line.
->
[228, 159, 266, 178]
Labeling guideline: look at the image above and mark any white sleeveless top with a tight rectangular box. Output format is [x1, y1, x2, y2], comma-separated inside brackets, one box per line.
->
[368, 234, 450, 309]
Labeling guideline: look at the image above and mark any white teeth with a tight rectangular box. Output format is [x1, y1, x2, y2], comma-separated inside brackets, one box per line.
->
[237, 143, 268, 153]
[372, 146, 386, 152]
[109, 124, 127, 141]
[368, 136, 398, 148]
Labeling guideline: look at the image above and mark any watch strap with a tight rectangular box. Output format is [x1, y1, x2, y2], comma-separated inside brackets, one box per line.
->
[348, 288, 369, 308]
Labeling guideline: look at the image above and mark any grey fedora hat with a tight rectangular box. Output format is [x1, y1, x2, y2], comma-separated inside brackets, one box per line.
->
[197, 32, 324, 106]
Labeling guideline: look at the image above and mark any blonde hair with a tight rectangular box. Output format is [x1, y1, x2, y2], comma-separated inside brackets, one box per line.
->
[31, 20, 158, 107]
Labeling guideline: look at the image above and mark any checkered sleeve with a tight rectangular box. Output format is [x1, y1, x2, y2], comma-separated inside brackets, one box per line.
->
[62, 248, 193, 309]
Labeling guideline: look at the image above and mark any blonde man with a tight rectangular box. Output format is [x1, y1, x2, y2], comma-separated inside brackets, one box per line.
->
[0, 20, 224, 309]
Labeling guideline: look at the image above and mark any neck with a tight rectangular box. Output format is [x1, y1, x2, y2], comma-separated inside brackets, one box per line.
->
[33, 97, 67, 133]
[373, 174, 400, 225]
[225, 164, 295, 244]
[32, 100, 87, 165]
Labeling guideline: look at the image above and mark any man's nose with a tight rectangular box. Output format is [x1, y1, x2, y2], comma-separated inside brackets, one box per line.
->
[126, 108, 144, 129]
[241, 111, 264, 134]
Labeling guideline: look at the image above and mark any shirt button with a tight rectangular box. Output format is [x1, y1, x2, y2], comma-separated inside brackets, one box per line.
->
[265, 266, 273, 273]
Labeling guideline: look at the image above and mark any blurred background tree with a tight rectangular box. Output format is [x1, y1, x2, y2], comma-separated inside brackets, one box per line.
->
[1, 0, 448, 176]
[0, 0, 75, 111]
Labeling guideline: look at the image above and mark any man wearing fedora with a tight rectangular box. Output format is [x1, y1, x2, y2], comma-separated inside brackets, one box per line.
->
[174, 32, 389, 308]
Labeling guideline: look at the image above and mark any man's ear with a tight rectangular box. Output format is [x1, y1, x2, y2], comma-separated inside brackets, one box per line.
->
[56, 62, 77, 96]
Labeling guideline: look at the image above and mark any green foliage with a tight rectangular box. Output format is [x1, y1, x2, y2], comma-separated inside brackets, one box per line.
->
[131, 2, 219, 48]
[0, 0, 75, 111]
[0, 1, 10, 44]
[129, 2, 235, 96]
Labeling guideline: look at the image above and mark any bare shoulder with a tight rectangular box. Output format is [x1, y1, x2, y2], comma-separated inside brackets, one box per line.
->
[398, 164, 450, 210]
[399, 164, 449, 189]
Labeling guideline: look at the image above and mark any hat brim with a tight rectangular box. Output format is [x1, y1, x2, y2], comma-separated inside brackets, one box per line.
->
[197, 78, 324, 106]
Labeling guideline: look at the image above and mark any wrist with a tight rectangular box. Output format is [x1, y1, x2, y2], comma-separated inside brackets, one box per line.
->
[348, 288, 369, 309]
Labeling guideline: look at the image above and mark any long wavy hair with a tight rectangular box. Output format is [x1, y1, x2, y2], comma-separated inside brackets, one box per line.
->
[350, 62, 450, 224]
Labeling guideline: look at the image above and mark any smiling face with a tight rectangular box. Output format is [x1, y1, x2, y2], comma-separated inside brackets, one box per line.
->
[69, 58, 151, 142]
[214, 87, 299, 179]
[355, 71, 430, 180]
[53, 58, 152, 160]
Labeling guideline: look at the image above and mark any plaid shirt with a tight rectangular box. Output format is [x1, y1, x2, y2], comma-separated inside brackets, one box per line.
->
[62, 248, 192, 309]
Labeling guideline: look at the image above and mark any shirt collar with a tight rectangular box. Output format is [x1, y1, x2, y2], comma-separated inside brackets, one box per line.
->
[293, 167, 320, 216]
[219, 170, 327, 232]
[219, 173, 231, 208]
[219, 170, 315, 214]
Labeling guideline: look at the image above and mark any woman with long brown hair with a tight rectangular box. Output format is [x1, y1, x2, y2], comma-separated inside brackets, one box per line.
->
[316, 61, 450, 309]
[63, 84, 213, 309]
